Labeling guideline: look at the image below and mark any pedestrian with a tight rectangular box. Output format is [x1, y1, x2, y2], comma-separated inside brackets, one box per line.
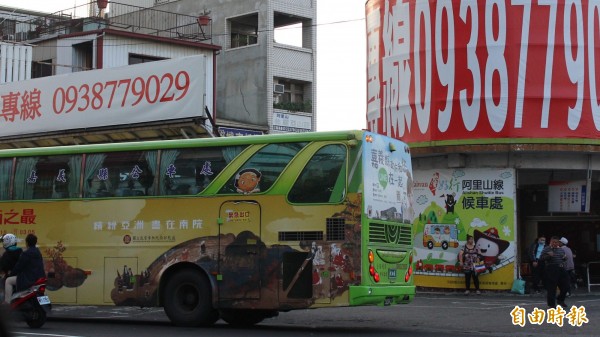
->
[540, 236, 570, 308]
[3, 234, 45, 304]
[458, 234, 481, 295]
[0, 234, 22, 276]
[528, 236, 546, 293]
[0, 234, 22, 302]
[559, 237, 576, 296]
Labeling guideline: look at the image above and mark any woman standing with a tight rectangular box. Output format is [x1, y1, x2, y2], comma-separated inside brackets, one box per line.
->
[458, 234, 481, 295]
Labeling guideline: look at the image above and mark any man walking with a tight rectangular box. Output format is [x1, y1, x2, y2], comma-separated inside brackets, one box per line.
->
[540, 236, 570, 308]
[559, 237, 575, 296]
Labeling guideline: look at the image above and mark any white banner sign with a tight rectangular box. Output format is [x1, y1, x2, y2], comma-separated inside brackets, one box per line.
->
[0, 55, 206, 137]
[272, 111, 312, 133]
[548, 180, 589, 213]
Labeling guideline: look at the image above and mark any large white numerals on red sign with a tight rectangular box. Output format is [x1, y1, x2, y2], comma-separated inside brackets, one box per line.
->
[564, 0, 584, 130]
[366, 0, 600, 143]
[512, 0, 530, 129]
[435, 0, 455, 133]
[459, 0, 480, 132]
[588, 1, 600, 128]
[539, 0, 557, 129]
[414, 1, 432, 134]
[485, 0, 508, 132]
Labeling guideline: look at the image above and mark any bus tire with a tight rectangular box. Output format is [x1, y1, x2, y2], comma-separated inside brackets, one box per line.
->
[163, 269, 215, 327]
[220, 309, 277, 326]
[441, 241, 449, 250]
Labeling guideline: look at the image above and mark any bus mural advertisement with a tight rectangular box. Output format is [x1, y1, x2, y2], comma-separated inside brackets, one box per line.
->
[0, 130, 415, 326]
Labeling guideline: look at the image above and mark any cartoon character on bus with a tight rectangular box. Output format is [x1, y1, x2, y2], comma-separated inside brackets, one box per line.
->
[423, 223, 459, 250]
[235, 168, 262, 194]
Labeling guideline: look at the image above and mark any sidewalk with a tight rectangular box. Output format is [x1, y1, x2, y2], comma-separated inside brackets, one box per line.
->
[416, 284, 599, 297]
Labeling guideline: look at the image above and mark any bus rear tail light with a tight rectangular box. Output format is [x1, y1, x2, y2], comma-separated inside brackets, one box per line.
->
[368, 249, 379, 282]
[404, 252, 413, 282]
[405, 266, 412, 282]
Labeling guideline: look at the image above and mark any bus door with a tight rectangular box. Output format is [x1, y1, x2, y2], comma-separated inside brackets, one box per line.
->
[218, 200, 261, 300]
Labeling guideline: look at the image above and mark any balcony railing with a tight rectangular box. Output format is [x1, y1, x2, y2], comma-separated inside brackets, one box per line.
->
[4, 1, 212, 43]
[106, 1, 212, 42]
[273, 100, 312, 114]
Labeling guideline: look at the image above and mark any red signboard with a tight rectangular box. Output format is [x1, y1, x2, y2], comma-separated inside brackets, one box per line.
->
[366, 0, 600, 144]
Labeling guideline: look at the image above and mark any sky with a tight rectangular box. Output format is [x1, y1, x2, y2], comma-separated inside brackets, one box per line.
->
[0, 0, 367, 132]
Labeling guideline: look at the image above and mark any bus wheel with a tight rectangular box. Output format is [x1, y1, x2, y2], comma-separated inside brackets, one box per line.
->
[441, 241, 449, 250]
[427, 241, 434, 249]
[163, 269, 215, 327]
[220, 309, 278, 326]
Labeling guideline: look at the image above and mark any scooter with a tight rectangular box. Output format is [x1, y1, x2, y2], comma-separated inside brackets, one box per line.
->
[8, 277, 51, 328]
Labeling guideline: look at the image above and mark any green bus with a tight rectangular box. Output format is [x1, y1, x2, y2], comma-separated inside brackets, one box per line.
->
[0, 130, 414, 326]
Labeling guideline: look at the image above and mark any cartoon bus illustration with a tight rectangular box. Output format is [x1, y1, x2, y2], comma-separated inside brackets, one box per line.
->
[423, 224, 459, 250]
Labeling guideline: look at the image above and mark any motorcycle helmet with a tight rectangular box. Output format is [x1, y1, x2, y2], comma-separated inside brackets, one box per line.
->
[2, 233, 17, 248]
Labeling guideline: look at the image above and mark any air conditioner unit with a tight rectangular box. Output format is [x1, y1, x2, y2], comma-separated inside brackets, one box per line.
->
[273, 84, 285, 94]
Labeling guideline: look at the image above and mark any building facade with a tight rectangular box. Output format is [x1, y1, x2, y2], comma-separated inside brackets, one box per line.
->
[0, 0, 317, 147]
[152, 0, 317, 134]
[366, 0, 600, 290]
[0, 3, 218, 148]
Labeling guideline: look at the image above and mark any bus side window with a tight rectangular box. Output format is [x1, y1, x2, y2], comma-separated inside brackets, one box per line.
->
[84, 151, 155, 198]
[0, 159, 12, 200]
[288, 144, 347, 204]
[34, 154, 82, 199]
[84, 154, 107, 198]
[217, 143, 307, 195]
[158, 147, 236, 196]
[13, 155, 80, 200]
[13, 157, 39, 200]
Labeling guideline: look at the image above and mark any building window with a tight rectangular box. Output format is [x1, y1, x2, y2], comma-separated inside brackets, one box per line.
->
[0, 19, 16, 41]
[73, 41, 93, 72]
[273, 79, 312, 113]
[32, 59, 54, 78]
[229, 13, 258, 49]
[129, 54, 166, 65]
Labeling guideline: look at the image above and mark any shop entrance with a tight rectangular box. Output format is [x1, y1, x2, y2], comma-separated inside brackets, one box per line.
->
[537, 220, 600, 287]
[537, 221, 599, 262]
